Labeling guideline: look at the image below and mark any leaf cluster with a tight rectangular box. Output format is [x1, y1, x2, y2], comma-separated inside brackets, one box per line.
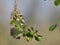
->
[10, 10, 42, 42]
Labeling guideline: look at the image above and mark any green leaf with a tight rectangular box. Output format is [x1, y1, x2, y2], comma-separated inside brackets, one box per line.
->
[15, 14, 18, 18]
[26, 33, 33, 38]
[26, 36, 33, 42]
[15, 22, 26, 30]
[20, 24, 26, 29]
[49, 24, 57, 31]
[10, 19, 14, 24]
[24, 32, 33, 41]
[54, 0, 60, 6]
[35, 34, 42, 41]
[15, 23, 20, 30]
[13, 17, 16, 21]
[22, 30, 28, 36]
[37, 35, 43, 37]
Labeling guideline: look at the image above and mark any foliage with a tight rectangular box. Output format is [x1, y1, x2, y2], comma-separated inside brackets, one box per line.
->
[49, 0, 60, 31]
[49, 24, 57, 31]
[54, 0, 60, 6]
[10, 10, 42, 42]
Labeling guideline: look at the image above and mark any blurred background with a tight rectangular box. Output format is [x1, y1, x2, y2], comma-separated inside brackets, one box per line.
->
[0, 0, 60, 45]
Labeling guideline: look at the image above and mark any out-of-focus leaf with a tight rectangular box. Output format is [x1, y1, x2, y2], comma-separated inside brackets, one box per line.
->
[10, 28, 19, 38]
[27, 28, 31, 32]
[26, 33, 33, 38]
[34, 34, 42, 41]
[13, 17, 16, 21]
[49, 24, 57, 31]
[10, 19, 14, 24]
[20, 15, 23, 17]
[20, 24, 26, 29]
[23, 30, 33, 41]
[31, 26, 34, 31]
[15, 23, 20, 30]
[54, 0, 60, 6]
[26, 36, 33, 42]
[22, 30, 28, 36]
[26, 32, 33, 41]
[15, 14, 18, 18]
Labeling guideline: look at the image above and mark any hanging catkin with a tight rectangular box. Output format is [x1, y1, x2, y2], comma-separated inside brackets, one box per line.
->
[9, 0, 42, 41]
[10, 0, 25, 38]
